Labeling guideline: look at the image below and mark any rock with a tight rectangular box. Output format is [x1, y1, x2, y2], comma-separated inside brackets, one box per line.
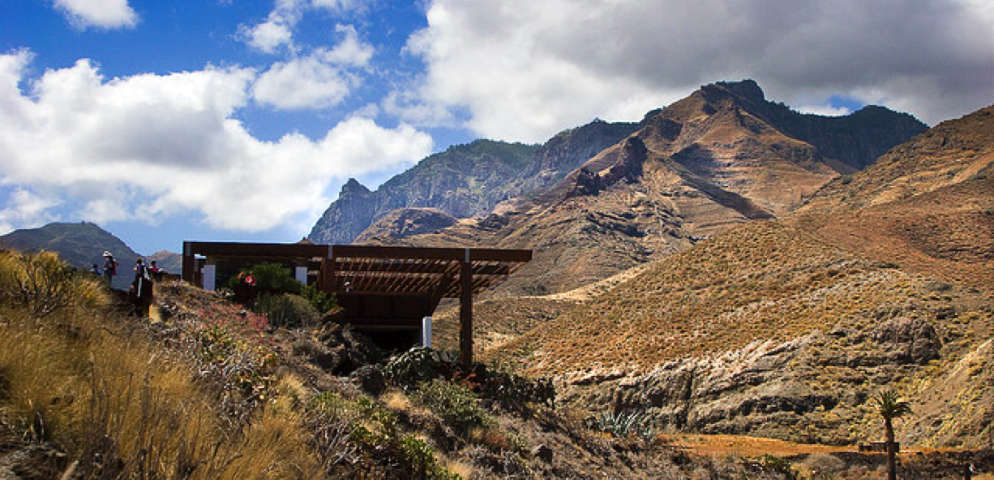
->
[531, 444, 554, 463]
[872, 317, 941, 364]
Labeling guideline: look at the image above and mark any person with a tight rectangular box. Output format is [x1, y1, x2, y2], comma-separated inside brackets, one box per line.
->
[148, 260, 163, 281]
[90, 263, 101, 276]
[131, 258, 153, 317]
[101, 251, 117, 286]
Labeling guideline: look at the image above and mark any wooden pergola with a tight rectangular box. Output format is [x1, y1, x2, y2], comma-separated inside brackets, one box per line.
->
[182, 242, 531, 366]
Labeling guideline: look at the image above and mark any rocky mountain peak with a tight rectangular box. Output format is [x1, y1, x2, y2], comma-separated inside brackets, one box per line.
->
[714, 79, 766, 102]
[340, 178, 371, 196]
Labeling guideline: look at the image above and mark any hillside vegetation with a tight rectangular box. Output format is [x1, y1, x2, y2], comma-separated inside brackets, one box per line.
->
[0, 249, 805, 479]
[488, 221, 927, 373]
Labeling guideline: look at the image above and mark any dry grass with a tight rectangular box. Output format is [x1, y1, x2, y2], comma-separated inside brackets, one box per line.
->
[490, 221, 916, 374]
[0, 250, 323, 479]
[381, 389, 412, 411]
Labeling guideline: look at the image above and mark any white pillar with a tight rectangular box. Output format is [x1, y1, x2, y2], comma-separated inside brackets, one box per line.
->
[295, 266, 308, 285]
[203, 264, 216, 291]
[421, 316, 432, 348]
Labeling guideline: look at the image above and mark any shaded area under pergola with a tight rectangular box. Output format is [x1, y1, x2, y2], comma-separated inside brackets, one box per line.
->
[182, 242, 531, 366]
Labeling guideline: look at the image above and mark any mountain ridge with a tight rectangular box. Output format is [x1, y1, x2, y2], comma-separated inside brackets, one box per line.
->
[383, 80, 927, 295]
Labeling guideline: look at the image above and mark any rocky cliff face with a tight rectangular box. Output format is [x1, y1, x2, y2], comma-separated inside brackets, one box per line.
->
[353, 208, 458, 244]
[308, 122, 640, 245]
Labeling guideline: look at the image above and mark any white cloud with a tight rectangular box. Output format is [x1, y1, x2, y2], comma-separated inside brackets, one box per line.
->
[252, 25, 373, 110]
[323, 25, 373, 67]
[0, 188, 60, 234]
[240, 19, 294, 54]
[54, 0, 138, 29]
[796, 104, 852, 117]
[407, 0, 994, 142]
[0, 51, 432, 232]
[253, 51, 352, 109]
[239, 0, 366, 53]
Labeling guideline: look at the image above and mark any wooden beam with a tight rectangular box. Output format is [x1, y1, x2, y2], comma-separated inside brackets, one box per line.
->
[331, 245, 531, 263]
[459, 250, 473, 368]
[187, 241, 329, 258]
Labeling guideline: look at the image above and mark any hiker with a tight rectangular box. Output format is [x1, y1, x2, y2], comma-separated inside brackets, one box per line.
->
[148, 260, 163, 281]
[131, 258, 153, 317]
[101, 251, 117, 286]
[90, 263, 101, 276]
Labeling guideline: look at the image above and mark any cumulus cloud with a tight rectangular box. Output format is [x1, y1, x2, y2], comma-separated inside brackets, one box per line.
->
[0, 50, 432, 232]
[54, 0, 138, 29]
[239, 0, 365, 53]
[407, 0, 994, 142]
[0, 188, 60, 234]
[240, 19, 293, 54]
[252, 25, 373, 110]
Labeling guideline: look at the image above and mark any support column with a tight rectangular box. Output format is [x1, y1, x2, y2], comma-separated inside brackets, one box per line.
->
[459, 248, 473, 368]
[202, 264, 216, 291]
[422, 316, 432, 348]
[182, 241, 194, 283]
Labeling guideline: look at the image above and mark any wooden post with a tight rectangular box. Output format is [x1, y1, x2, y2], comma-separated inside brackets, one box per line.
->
[181, 241, 194, 283]
[459, 248, 473, 367]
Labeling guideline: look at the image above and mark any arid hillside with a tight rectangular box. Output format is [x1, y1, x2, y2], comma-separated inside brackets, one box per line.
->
[792, 105, 994, 290]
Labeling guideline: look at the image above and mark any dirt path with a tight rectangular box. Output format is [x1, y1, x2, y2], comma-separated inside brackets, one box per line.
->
[660, 433, 982, 459]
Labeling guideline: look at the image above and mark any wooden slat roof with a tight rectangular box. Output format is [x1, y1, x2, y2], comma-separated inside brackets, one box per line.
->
[184, 241, 531, 297]
[330, 245, 530, 297]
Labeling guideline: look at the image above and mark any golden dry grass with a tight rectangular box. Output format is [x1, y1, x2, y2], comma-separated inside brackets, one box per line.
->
[0, 250, 323, 479]
[490, 220, 916, 374]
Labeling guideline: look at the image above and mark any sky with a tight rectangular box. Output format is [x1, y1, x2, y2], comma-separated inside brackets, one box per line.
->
[1, 0, 992, 256]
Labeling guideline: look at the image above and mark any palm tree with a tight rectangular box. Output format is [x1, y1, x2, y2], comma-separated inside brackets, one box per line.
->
[875, 390, 912, 480]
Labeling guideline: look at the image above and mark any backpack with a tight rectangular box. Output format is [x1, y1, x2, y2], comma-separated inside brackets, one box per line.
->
[109, 259, 117, 275]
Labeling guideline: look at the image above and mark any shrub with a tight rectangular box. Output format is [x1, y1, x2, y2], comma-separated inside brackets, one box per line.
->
[307, 392, 457, 479]
[253, 293, 320, 329]
[301, 283, 337, 314]
[238, 262, 301, 294]
[383, 348, 455, 391]
[0, 250, 107, 317]
[415, 379, 495, 435]
[383, 348, 555, 410]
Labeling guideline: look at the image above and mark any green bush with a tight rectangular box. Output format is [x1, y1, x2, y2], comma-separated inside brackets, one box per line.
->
[415, 379, 495, 434]
[228, 263, 336, 315]
[301, 283, 337, 313]
[253, 293, 319, 328]
[228, 262, 301, 294]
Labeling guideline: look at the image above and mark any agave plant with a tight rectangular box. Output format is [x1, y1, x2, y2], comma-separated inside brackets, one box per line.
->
[591, 410, 656, 441]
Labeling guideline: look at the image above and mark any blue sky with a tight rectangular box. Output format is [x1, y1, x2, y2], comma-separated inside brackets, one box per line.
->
[1, 0, 992, 257]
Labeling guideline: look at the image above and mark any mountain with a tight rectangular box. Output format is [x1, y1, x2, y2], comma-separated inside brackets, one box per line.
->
[308, 121, 641, 245]
[389, 80, 927, 295]
[148, 250, 183, 275]
[429, 102, 994, 449]
[308, 140, 539, 244]
[0, 221, 141, 290]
